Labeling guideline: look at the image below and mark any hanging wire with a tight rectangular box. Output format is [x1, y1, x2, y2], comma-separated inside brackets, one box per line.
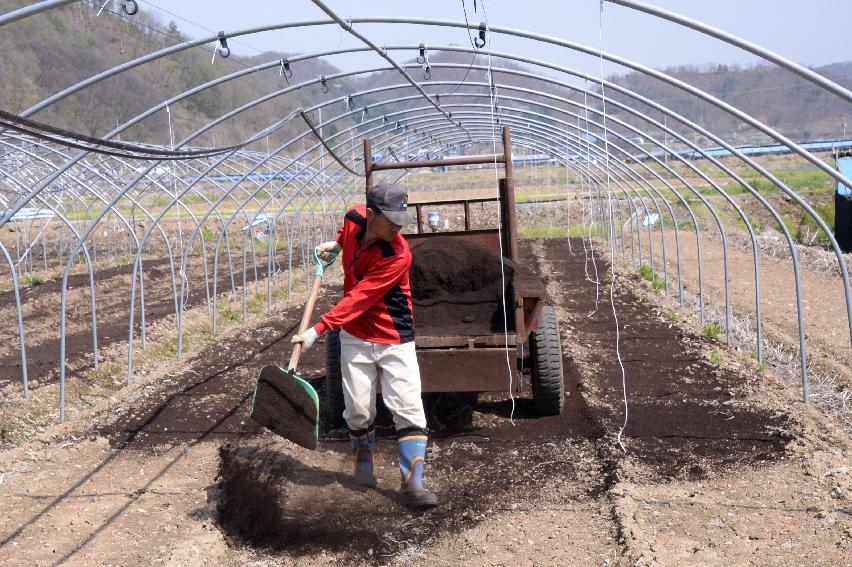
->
[477, 0, 516, 424]
[138, 0, 271, 58]
[582, 87, 602, 309]
[298, 110, 363, 176]
[446, 0, 482, 97]
[87, 0, 275, 78]
[598, 0, 629, 454]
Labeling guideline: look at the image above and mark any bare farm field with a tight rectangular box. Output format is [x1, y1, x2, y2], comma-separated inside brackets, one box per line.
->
[0, 236, 850, 566]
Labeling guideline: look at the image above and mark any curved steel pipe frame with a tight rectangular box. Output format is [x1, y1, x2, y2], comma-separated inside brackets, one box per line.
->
[0, 5, 848, 412]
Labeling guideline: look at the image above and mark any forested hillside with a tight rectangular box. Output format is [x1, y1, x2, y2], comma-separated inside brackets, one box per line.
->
[607, 61, 852, 145]
[0, 0, 341, 149]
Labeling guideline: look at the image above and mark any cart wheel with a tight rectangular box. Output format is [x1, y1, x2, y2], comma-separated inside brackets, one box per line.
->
[530, 305, 564, 416]
[324, 330, 346, 427]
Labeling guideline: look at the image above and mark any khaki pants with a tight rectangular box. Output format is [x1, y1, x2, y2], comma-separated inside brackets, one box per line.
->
[339, 329, 427, 431]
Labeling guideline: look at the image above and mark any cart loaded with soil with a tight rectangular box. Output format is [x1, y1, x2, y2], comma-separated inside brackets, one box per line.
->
[324, 127, 564, 424]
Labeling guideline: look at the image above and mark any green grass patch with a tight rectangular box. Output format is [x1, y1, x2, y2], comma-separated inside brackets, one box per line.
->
[23, 274, 45, 286]
[248, 292, 266, 316]
[519, 226, 571, 239]
[151, 193, 174, 207]
[750, 350, 769, 373]
[112, 255, 131, 267]
[88, 361, 123, 388]
[637, 264, 666, 291]
[519, 223, 590, 239]
[515, 192, 570, 204]
[217, 303, 241, 322]
[708, 348, 720, 366]
[274, 285, 289, 301]
[148, 324, 216, 362]
[702, 323, 723, 341]
[795, 200, 835, 246]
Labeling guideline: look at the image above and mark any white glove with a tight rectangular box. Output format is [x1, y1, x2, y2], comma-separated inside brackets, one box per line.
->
[291, 327, 319, 350]
[316, 241, 342, 263]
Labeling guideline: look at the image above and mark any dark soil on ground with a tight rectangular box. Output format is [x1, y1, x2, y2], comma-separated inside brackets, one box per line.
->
[91, 237, 790, 564]
[539, 238, 791, 480]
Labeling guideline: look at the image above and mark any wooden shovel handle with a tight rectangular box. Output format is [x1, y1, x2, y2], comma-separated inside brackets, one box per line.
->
[288, 274, 323, 371]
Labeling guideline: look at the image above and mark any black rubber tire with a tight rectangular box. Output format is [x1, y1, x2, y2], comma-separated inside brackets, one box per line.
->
[324, 330, 346, 427]
[530, 305, 565, 416]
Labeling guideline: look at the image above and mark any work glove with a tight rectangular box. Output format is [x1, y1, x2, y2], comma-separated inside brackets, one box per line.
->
[291, 327, 319, 351]
[316, 241, 342, 263]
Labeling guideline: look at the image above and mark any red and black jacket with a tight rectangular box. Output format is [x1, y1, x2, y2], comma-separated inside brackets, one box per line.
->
[312, 205, 415, 344]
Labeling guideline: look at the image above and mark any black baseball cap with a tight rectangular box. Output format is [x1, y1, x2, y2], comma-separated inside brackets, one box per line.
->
[366, 184, 416, 226]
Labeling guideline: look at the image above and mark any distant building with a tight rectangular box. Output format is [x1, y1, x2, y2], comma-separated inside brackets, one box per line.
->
[511, 153, 557, 167]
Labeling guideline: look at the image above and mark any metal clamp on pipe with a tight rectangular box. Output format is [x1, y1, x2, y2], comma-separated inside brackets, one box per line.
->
[121, 0, 138, 15]
[474, 21, 487, 48]
[216, 31, 230, 58]
[280, 58, 292, 79]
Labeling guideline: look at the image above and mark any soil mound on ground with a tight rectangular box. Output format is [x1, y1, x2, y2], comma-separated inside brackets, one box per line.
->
[410, 238, 515, 335]
[215, 442, 392, 554]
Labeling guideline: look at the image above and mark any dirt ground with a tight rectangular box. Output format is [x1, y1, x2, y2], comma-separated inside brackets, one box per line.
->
[0, 246, 309, 394]
[651, 229, 852, 383]
[0, 237, 851, 566]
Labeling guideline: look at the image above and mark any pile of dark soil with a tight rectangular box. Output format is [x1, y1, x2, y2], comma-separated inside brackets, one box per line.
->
[410, 238, 515, 335]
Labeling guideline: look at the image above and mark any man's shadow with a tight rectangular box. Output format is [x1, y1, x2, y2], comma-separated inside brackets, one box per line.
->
[216, 444, 407, 553]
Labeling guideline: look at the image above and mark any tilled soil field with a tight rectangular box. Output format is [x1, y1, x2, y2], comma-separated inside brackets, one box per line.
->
[0, 248, 307, 391]
[0, 237, 850, 566]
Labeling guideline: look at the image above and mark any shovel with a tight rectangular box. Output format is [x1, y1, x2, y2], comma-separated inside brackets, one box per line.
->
[250, 246, 335, 449]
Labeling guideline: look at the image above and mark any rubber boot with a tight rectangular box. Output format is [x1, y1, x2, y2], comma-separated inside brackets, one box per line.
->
[349, 428, 378, 488]
[398, 432, 439, 508]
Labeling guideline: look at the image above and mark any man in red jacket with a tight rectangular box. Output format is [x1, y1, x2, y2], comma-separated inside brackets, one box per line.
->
[291, 184, 438, 508]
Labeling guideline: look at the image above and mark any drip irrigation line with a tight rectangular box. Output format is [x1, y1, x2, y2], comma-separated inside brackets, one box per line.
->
[298, 109, 364, 176]
[0, 109, 242, 160]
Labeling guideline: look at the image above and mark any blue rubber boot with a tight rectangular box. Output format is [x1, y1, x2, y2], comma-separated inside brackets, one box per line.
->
[398, 431, 439, 508]
[349, 428, 378, 488]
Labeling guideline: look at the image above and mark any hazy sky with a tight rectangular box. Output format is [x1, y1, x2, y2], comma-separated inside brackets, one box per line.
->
[137, 0, 851, 77]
